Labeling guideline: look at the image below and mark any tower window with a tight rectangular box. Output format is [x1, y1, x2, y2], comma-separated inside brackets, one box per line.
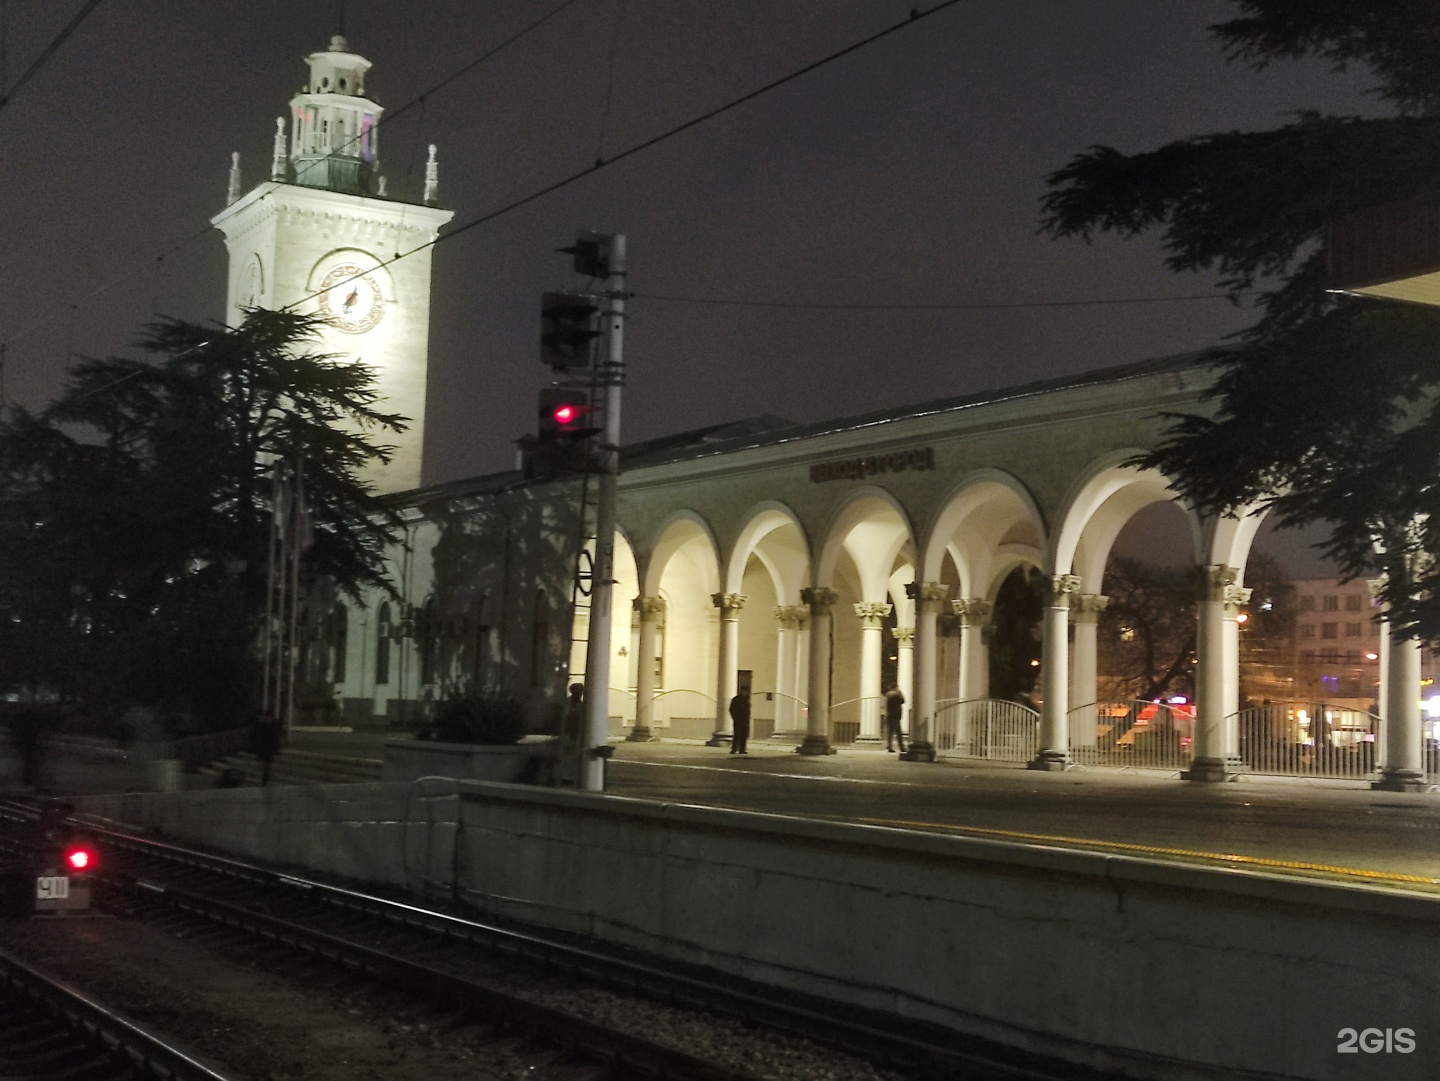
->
[340, 78, 347, 90]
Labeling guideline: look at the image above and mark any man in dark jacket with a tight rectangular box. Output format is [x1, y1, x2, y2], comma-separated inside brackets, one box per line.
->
[728, 690, 751, 755]
[885, 685, 907, 753]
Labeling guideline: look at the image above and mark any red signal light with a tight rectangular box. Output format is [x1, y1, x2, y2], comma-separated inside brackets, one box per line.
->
[552, 404, 578, 425]
[65, 848, 92, 871]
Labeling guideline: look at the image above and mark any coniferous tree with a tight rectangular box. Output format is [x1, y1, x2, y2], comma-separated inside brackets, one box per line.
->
[0, 309, 403, 728]
[1041, 2, 1440, 641]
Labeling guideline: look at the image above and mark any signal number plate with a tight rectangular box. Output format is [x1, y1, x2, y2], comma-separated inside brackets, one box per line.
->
[35, 876, 70, 900]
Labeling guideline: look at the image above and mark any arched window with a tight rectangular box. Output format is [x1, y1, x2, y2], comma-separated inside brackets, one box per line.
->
[331, 605, 348, 684]
[376, 603, 392, 685]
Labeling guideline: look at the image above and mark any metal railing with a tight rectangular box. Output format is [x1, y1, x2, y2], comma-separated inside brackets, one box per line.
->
[1068, 701, 1194, 771]
[933, 698, 1039, 761]
[827, 696, 886, 745]
[1233, 702, 1380, 781]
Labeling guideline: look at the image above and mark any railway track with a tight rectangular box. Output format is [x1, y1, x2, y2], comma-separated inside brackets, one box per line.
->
[0, 945, 230, 1081]
[1, 799, 1088, 1081]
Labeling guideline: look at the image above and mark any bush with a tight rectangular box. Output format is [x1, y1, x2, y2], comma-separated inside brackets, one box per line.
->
[419, 694, 529, 745]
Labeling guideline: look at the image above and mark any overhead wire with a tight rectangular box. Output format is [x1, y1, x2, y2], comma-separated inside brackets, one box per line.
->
[629, 290, 1259, 312]
[282, 0, 972, 315]
[0, 0, 585, 353]
[0, 0, 106, 114]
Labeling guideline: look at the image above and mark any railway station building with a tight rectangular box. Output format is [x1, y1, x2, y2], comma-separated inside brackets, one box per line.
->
[228, 37, 1433, 792]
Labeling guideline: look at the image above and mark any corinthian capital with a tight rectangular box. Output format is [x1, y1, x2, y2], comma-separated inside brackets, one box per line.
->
[853, 601, 893, 627]
[1048, 574, 1083, 607]
[1197, 564, 1238, 603]
[952, 598, 994, 627]
[711, 592, 747, 616]
[636, 596, 667, 621]
[800, 586, 840, 614]
[1070, 594, 1109, 624]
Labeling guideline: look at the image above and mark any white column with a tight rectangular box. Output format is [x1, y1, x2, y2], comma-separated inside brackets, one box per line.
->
[793, 608, 809, 732]
[894, 627, 915, 732]
[1031, 575, 1080, 771]
[853, 601, 892, 741]
[1184, 565, 1247, 782]
[628, 596, 664, 742]
[1068, 594, 1108, 748]
[903, 582, 949, 762]
[707, 592, 747, 746]
[772, 605, 806, 738]
[954, 599, 993, 702]
[1375, 626, 1425, 791]
[798, 588, 838, 755]
[1222, 590, 1247, 758]
[1368, 577, 1389, 770]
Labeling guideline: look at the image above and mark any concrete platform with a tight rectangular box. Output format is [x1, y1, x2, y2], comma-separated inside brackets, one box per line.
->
[601, 738, 1440, 890]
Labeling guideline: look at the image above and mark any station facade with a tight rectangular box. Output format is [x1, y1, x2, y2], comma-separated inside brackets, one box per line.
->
[226, 39, 1431, 791]
[311, 353, 1432, 791]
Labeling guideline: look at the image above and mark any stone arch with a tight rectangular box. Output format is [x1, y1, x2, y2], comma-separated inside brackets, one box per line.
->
[1049, 451, 1200, 587]
[815, 486, 917, 596]
[724, 502, 811, 598]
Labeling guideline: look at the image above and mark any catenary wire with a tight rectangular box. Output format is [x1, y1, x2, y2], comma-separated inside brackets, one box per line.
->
[0, 0, 106, 114]
[0, 0, 584, 353]
[282, 0, 973, 315]
[629, 290, 1259, 312]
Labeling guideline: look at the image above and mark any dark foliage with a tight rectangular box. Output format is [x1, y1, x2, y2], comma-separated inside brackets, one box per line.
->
[0, 310, 404, 730]
[988, 568, 1044, 703]
[419, 694, 529, 745]
[1041, 2, 1440, 641]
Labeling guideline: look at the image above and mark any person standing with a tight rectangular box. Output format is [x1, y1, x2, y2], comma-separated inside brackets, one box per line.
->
[252, 709, 282, 786]
[885, 684, 907, 753]
[728, 689, 751, 755]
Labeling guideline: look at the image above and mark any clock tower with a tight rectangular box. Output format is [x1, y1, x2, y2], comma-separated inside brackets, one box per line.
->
[213, 36, 454, 494]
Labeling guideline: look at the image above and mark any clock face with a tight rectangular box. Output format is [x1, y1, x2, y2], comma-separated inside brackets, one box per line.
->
[316, 262, 385, 334]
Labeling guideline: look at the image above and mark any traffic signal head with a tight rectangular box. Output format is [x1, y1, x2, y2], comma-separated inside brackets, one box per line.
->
[541, 291, 601, 369]
[539, 387, 596, 436]
[560, 231, 617, 278]
[64, 846, 93, 872]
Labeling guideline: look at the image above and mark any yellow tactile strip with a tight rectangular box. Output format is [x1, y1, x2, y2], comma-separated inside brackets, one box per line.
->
[815, 813, 1440, 889]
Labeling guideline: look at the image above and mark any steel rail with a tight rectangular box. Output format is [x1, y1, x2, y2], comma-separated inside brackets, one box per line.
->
[0, 946, 232, 1081]
[121, 875, 759, 1081]
[80, 815, 1076, 1081]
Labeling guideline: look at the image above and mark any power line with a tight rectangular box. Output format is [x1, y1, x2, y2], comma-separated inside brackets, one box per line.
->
[0, 0, 106, 115]
[631, 290, 1258, 312]
[286, 1, 970, 314]
[0, 0, 584, 351]
[8, 0, 970, 399]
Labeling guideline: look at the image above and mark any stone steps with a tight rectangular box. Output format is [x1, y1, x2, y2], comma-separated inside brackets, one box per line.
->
[197, 747, 382, 787]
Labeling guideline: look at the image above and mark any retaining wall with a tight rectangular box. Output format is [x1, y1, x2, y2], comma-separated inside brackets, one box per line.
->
[79, 780, 1440, 1081]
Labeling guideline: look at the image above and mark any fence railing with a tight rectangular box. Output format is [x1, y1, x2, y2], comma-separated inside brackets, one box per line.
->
[1233, 702, 1380, 781]
[933, 698, 1039, 761]
[1068, 701, 1195, 771]
[827, 696, 886, 744]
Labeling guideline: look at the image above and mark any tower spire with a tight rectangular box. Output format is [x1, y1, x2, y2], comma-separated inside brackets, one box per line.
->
[423, 145, 439, 206]
[271, 117, 288, 181]
[226, 152, 241, 205]
[286, 36, 382, 194]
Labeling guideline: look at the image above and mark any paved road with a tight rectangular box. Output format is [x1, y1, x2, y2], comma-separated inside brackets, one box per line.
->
[603, 740, 1440, 891]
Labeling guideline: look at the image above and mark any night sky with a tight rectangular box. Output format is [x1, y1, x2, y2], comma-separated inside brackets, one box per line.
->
[2, 0, 1377, 504]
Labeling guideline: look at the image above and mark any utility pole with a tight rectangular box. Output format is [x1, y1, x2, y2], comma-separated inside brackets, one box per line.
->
[579, 234, 625, 791]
